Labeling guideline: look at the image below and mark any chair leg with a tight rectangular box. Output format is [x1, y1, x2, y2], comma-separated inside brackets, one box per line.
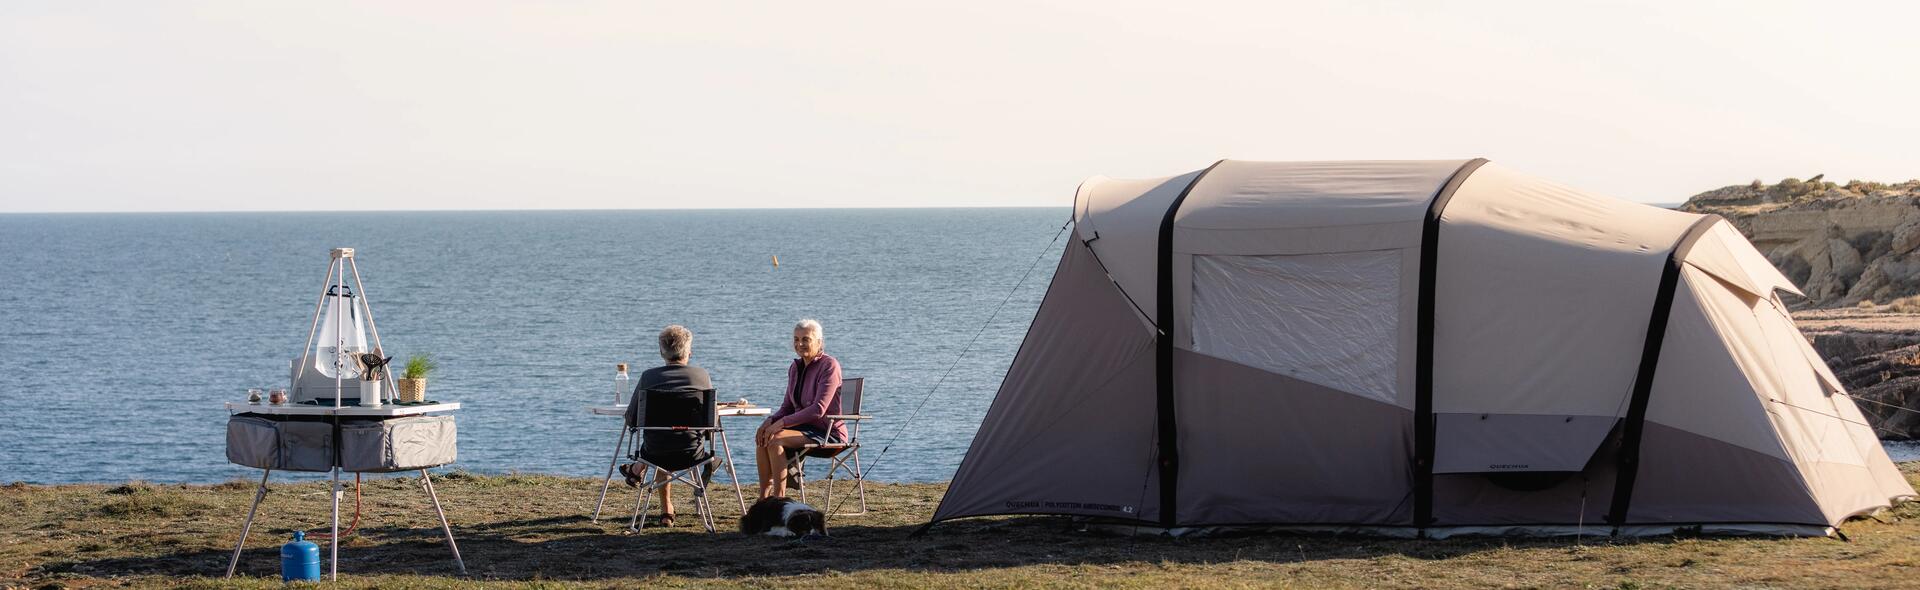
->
[694, 477, 716, 534]
[823, 457, 835, 512]
[630, 478, 653, 533]
[793, 457, 807, 503]
[851, 448, 867, 515]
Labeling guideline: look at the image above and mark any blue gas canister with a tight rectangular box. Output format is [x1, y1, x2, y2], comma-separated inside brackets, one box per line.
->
[280, 531, 321, 582]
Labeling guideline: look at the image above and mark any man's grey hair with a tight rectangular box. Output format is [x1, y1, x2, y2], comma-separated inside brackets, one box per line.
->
[658, 324, 692, 363]
[794, 319, 823, 339]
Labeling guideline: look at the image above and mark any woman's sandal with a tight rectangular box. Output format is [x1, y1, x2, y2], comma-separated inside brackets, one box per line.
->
[619, 464, 643, 488]
[659, 512, 677, 527]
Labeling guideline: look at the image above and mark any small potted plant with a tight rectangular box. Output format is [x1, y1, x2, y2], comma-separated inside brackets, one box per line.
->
[396, 353, 437, 403]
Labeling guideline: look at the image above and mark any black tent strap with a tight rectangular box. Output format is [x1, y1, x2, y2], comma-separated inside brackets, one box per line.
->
[1606, 214, 1724, 530]
[1154, 160, 1224, 528]
[1412, 158, 1490, 531]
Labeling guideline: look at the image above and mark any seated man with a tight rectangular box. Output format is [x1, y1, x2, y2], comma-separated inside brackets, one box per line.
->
[620, 324, 713, 526]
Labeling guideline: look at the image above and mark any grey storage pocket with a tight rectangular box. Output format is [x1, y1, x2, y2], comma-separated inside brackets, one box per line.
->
[339, 415, 457, 472]
[226, 415, 280, 469]
[277, 420, 336, 472]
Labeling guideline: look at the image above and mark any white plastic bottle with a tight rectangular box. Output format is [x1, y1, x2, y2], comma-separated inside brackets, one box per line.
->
[613, 363, 631, 405]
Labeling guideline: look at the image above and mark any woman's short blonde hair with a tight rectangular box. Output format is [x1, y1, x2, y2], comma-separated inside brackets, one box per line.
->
[658, 325, 692, 362]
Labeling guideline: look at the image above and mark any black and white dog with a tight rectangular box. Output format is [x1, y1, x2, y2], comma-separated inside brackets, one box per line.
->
[739, 497, 827, 538]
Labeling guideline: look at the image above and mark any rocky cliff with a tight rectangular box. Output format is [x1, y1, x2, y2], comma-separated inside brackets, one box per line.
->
[1798, 309, 1920, 439]
[1681, 177, 1920, 307]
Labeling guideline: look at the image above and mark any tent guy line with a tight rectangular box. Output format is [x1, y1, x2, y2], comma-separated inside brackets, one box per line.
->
[826, 217, 1073, 516]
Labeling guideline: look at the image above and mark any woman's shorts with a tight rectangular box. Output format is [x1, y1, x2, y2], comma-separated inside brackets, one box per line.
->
[791, 423, 844, 446]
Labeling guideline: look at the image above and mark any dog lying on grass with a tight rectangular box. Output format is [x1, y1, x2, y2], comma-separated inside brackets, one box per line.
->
[739, 497, 827, 538]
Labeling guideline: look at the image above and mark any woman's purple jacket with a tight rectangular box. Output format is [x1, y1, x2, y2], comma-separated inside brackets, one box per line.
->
[768, 353, 845, 442]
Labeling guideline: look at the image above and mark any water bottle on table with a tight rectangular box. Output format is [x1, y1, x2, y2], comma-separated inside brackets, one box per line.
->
[613, 363, 630, 405]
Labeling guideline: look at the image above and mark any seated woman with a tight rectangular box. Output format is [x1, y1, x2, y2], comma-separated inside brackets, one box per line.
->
[755, 319, 845, 499]
[620, 324, 713, 526]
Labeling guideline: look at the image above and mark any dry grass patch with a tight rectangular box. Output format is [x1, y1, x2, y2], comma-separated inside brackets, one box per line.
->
[1889, 295, 1920, 314]
[2, 470, 1918, 589]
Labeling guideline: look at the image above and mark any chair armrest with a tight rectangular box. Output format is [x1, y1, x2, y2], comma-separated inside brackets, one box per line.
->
[825, 414, 872, 420]
[634, 426, 723, 431]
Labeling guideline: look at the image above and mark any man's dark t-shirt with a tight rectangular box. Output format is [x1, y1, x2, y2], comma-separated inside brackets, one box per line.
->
[624, 364, 714, 463]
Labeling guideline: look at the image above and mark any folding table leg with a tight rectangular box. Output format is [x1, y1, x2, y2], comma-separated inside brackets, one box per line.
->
[715, 430, 747, 515]
[591, 427, 631, 522]
[224, 469, 272, 578]
[329, 467, 340, 581]
[419, 470, 467, 575]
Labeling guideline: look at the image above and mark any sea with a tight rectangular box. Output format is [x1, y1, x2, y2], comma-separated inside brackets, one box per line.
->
[0, 208, 1071, 484]
[1, 208, 1914, 485]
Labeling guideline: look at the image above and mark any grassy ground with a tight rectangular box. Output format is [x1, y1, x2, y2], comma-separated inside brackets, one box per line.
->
[5, 466, 1920, 589]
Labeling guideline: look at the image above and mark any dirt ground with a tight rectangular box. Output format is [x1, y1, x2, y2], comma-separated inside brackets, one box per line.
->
[5, 467, 1920, 589]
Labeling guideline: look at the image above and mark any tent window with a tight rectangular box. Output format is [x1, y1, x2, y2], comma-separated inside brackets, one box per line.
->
[1192, 250, 1400, 403]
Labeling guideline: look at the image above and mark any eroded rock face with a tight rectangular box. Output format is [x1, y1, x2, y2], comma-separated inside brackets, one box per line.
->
[1682, 178, 1920, 307]
[1800, 311, 1920, 439]
[1817, 338, 1920, 440]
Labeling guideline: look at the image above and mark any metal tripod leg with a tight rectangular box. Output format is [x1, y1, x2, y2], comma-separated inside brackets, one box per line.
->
[591, 427, 631, 522]
[420, 470, 467, 575]
[715, 429, 747, 515]
[224, 469, 272, 578]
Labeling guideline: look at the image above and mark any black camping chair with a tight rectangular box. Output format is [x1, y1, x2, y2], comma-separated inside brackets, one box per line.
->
[627, 387, 722, 533]
[793, 377, 871, 515]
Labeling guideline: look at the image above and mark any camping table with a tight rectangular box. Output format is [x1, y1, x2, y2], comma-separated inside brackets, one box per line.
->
[221, 401, 465, 579]
[586, 404, 769, 522]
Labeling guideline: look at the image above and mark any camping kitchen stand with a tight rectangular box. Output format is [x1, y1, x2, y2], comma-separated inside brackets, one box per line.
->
[222, 248, 466, 580]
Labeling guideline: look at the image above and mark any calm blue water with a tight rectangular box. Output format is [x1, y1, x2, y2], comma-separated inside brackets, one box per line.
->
[0, 209, 1069, 484]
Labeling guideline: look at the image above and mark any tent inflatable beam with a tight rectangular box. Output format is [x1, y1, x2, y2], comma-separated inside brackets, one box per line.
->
[1605, 215, 1726, 532]
[1153, 159, 1224, 528]
[1413, 158, 1491, 534]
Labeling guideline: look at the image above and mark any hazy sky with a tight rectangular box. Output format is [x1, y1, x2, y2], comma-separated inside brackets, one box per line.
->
[2, 1, 1915, 212]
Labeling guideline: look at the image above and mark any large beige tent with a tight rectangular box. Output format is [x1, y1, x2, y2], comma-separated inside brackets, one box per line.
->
[930, 159, 1912, 537]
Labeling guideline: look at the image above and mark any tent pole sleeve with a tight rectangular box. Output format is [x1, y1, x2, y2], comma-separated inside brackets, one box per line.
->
[1607, 215, 1724, 531]
[1154, 160, 1224, 528]
[1414, 158, 1490, 533]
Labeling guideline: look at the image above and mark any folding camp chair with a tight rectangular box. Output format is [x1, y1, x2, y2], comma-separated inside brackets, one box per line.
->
[627, 387, 724, 533]
[793, 377, 871, 515]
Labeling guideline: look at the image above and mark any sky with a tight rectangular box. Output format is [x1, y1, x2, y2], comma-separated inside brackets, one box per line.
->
[1, 1, 1915, 212]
